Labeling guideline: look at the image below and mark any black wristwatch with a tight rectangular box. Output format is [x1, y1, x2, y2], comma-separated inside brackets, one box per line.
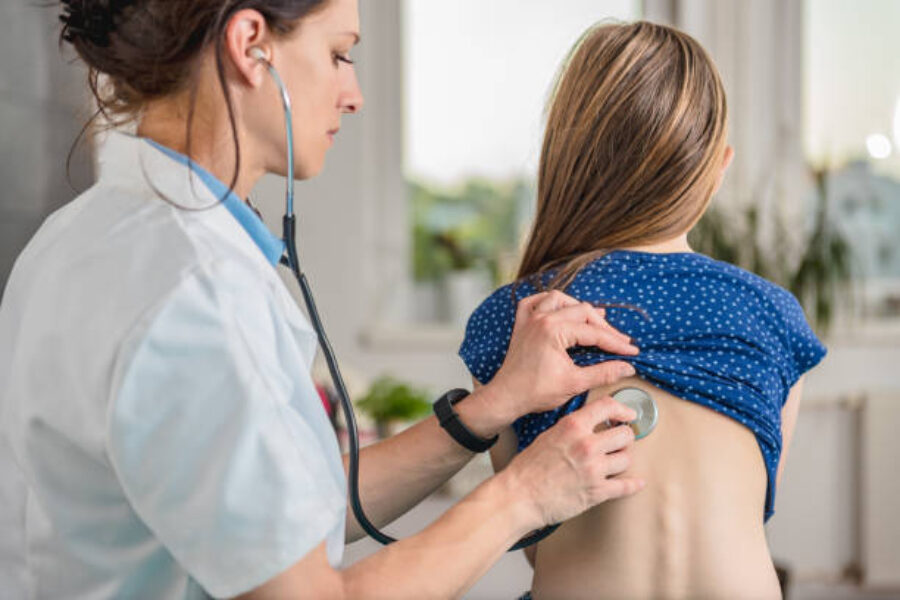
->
[433, 388, 499, 453]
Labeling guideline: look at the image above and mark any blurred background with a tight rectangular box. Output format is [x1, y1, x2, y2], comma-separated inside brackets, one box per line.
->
[2, 0, 899, 598]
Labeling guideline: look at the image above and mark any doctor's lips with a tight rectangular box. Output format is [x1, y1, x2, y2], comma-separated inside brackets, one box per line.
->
[327, 128, 340, 142]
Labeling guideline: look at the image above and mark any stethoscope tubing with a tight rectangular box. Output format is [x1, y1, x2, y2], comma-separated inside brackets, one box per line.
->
[262, 60, 295, 217]
[282, 217, 558, 550]
[263, 53, 555, 551]
[263, 50, 393, 544]
[280, 218, 395, 545]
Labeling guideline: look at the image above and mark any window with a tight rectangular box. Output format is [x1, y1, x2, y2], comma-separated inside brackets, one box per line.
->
[804, 0, 900, 322]
[402, 0, 641, 325]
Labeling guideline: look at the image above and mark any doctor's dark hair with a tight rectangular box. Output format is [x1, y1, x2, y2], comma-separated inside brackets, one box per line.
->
[517, 21, 729, 291]
[58, 0, 328, 196]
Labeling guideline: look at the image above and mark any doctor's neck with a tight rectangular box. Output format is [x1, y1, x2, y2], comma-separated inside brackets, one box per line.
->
[136, 66, 266, 202]
[138, 108, 264, 202]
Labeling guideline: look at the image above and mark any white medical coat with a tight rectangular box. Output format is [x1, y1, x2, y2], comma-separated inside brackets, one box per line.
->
[0, 132, 347, 598]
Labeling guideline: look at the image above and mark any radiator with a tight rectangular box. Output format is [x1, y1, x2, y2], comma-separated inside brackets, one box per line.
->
[861, 391, 900, 588]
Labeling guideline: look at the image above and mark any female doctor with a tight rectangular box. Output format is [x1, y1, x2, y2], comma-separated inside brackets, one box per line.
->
[0, 0, 645, 597]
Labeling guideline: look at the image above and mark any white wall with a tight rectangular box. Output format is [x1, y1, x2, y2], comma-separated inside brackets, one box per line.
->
[0, 3, 93, 292]
[0, 5, 94, 595]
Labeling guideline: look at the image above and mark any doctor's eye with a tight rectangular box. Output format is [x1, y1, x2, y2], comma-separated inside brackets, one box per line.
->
[333, 53, 355, 67]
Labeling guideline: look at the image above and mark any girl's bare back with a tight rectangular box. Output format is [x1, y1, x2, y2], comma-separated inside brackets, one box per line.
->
[529, 377, 782, 600]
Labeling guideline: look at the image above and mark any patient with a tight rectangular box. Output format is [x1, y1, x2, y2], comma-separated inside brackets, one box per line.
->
[459, 21, 826, 599]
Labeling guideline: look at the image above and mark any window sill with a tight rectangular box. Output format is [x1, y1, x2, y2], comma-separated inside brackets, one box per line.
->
[359, 322, 465, 352]
[824, 318, 900, 346]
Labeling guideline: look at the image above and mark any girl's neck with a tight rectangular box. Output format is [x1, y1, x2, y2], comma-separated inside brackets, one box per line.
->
[620, 234, 693, 254]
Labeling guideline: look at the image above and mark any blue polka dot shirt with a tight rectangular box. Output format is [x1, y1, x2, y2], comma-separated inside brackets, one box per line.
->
[459, 250, 827, 521]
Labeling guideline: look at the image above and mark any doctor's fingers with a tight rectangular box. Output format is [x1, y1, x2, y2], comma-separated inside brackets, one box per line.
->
[594, 314, 634, 346]
[571, 394, 637, 434]
[570, 302, 633, 347]
[518, 290, 584, 316]
[515, 295, 636, 356]
[570, 360, 638, 393]
[595, 447, 633, 477]
[594, 423, 637, 455]
[591, 476, 646, 504]
[527, 298, 632, 347]
[563, 429, 633, 476]
[551, 314, 639, 356]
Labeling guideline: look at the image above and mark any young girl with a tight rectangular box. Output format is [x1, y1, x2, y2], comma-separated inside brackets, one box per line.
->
[460, 21, 826, 599]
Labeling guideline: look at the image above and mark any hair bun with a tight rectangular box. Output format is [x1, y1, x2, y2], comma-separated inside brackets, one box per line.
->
[59, 0, 134, 48]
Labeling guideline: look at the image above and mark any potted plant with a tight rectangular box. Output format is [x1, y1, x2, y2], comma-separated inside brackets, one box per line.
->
[356, 376, 433, 439]
[689, 165, 853, 334]
[410, 177, 531, 324]
[433, 230, 492, 326]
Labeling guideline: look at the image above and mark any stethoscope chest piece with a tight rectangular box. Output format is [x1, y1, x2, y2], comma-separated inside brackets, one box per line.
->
[611, 387, 658, 440]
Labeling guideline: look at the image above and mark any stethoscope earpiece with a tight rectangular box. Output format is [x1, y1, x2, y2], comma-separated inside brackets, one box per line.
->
[249, 47, 268, 63]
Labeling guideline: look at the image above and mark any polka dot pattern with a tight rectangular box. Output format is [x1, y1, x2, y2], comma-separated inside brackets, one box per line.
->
[459, 250, 827, 521]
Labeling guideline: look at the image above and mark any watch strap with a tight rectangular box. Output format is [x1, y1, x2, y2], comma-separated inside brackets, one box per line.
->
[433, 388, 499, 453]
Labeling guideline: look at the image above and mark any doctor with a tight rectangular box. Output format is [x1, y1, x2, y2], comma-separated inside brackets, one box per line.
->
[0, 0, 645, 598]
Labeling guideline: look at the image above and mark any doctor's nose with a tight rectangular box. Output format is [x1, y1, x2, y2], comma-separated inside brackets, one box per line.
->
[340, 71, 364, 114]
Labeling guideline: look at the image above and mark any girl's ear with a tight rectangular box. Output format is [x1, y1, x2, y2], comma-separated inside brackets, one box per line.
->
[722, 145, 735, 172]
[711, 145, 734, 196]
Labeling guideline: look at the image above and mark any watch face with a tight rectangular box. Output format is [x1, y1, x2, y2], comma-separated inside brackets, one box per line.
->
[611, 387, 658, 440]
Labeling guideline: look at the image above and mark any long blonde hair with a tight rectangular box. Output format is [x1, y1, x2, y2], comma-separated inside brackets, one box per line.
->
[517, 21, 729, 290]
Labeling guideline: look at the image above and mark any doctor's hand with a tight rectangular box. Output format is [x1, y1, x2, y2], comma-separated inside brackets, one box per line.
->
[484, 290, 639, 423]
[503, 396, 645, 527]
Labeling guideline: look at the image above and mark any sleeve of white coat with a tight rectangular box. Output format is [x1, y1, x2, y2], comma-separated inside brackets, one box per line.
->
[107, 264, 346, 598]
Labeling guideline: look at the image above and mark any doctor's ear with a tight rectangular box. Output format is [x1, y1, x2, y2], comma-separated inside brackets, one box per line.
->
[223, 8, 272, 87]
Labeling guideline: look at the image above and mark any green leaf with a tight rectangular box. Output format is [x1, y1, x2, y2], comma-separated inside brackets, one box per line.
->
[356, 376, 433, 423]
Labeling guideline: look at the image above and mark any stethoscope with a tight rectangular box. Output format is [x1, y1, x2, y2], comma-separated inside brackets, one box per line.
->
[251, 48, 658, 551]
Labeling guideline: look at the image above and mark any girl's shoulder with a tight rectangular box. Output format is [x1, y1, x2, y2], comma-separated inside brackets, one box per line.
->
[458, 280, 531, 384]
[577, 250, 826, 385]
[459, 250, 826, 386]
[578, 250, 800, 308]
[466, 251, 805, 327]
